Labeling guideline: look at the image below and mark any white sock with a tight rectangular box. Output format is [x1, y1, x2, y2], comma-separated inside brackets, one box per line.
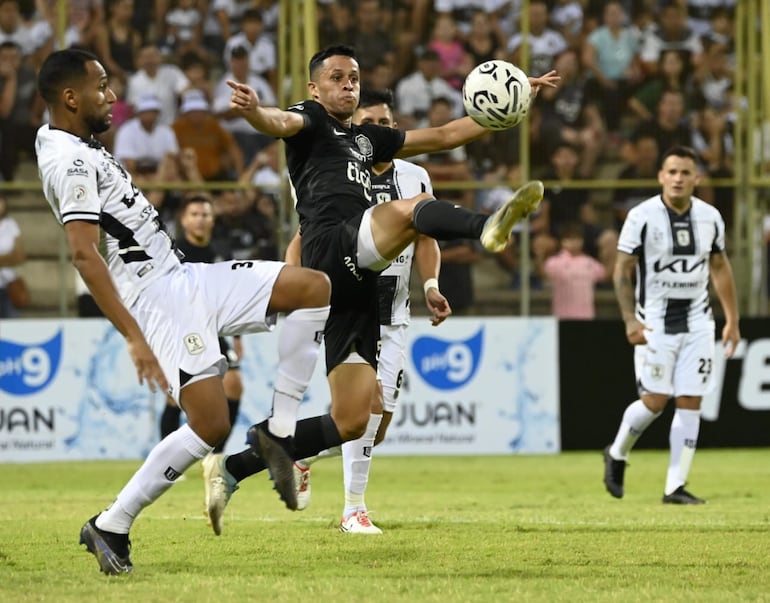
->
[342, 414, 382, 518]
[269, 306, 330, 437]
[96, 424, 212, 534]
[665, 408, 700, 495]
[300, 445, 341, 468]
[609, 399, 661, 460]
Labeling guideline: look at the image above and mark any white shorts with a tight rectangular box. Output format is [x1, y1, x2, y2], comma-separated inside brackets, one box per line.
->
[130, 260, 283, 401]
[634, 326, 715, 397]
[376, 324, 407, 413]
[357, 206, 391, 271]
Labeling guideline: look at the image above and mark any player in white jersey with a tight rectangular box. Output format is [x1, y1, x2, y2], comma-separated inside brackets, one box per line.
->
[36, 49, 345, 574]
[288, 90, 451, 534]
[603, 146, 740, 504]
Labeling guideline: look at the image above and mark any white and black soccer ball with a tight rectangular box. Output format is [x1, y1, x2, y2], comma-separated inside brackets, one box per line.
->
[462, 60, 532, 130]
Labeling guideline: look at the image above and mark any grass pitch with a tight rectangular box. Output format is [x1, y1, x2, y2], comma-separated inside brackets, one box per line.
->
[1, 450, 769, 603]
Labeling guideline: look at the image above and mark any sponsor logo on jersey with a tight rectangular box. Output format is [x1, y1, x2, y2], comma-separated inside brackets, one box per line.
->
[184, 333, 206, 355]
[343, 255, 362, 281]
[653, 258, 707, 273]
[346, 161, 371, 202]
[411, 328, 483, 390]
[0, 331, 62, 395]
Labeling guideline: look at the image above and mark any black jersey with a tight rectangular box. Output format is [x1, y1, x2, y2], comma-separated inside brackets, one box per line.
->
[283, 100, 405, 244]
[176, 237, 230, 264]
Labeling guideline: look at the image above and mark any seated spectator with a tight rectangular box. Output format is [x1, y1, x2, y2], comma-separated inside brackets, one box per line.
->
[692, 38, 733, 115]
[539, 223, 607, 320]
[127, 43, 190, 126]
[630, 88, 693, 166]
[0, 0, 47, 64]
[691, 107, 734, 225]
[412, 96, 474, 208]
[239, 140, 281, 191]
[113, 95, 180, 182]
[639, 1, 703, 76]
[92, 0, 141, 80]
[628, 49, 694, 122]
[179, 50, 213, 101]
[0, 41, 43, 181]
[364, 58, 396, 92]
[395, 47, 463, 130]
[0, 193, 25, 317]
[687, 0, 736, 37]
[213, 45, 276, 165]
[162, 0, 202, 61]
[435, 0, 508, 41]
[222, 8, 276, 87]
[532, 142, 617, 277]
[700, 6, 735, 68]
[172, 90, 243, 181]
[347, 0, 396, 84]
[535, 48, 605, 178]
[582, 0, 642, 134]
[506, 0, 567, 76]
[427, 13, 473, 90]
[463, 9, 504, 65]
[212, 188, 274, 261]
[550, 0, 584, 49]
[611, 132, 660, 229]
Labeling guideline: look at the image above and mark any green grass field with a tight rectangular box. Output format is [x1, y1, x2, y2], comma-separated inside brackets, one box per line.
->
[1, 450, 769, 603]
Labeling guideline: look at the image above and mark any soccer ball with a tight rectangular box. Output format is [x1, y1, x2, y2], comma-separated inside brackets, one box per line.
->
[462, 60, 532, 130]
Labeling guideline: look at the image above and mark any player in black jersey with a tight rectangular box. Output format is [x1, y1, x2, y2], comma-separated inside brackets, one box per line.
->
[202, 45, 559, 529]
[155, 195, 245, 519]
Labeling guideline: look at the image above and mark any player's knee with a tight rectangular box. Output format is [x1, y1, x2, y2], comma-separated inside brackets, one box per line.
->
[304, 269, 331, 306]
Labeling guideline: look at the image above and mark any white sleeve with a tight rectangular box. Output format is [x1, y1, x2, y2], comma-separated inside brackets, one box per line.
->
[617, 206, 644, 255]
[54, 149, 101, 224]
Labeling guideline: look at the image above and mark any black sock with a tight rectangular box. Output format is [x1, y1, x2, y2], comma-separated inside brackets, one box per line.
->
[224, 414, 343, 482]
[213, 398, 241, 454]
[160, 404, 181, 440]
[413, 199, 487, 240]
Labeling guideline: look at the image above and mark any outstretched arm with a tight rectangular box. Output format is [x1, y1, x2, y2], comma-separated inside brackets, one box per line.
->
[397, 70, 560, 157]
[227, 80, 305, 138]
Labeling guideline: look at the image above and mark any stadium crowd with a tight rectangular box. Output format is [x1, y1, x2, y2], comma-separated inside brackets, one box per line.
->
[0, 0, 738, 317]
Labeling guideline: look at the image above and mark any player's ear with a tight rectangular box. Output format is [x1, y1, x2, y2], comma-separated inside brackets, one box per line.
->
[307, 81, 318, 99]
[62, 87, 78, 112]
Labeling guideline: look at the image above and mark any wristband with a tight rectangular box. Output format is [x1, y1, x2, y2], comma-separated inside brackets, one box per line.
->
[423, 278, 440, 296]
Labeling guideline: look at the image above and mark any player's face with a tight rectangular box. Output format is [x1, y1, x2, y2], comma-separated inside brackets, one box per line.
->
[308, 55, 360, 121]
[180, 201, 214, 241]
[353, 103, 395, 129]
[81, 60, 116, 134]
[658, 154, 699, 207]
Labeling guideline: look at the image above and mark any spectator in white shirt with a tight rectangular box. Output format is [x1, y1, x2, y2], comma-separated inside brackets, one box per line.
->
[222, 9, 276, 85]
[506, 0, 567, 77]
[127, 43, 190, 126]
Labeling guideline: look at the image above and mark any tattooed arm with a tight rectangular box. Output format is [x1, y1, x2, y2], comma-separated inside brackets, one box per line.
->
[613, 250, 647, 345]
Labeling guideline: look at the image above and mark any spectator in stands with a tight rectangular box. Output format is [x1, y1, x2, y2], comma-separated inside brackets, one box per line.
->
[630, 88, 693, 166]
[687, 0, 736, 37]
[345, 0, 396, 85]
[239, 139, 281, 191]
[611, 131, 660, 229]
[700, 6, 735, 68]
[127, 43, 190, 126]
[539, 222, 607, 320]
[427, 13, 473, 90]
[114, 95, 180, 183]
[506, 0, 567, 77]
[463, 9, 504, 65]
[533, 142, 617, 277]
[692, 37, 733, 115]
[172, 90, 243, 182]
[395, 47, 463, 130]
[222, 9, 276, 88]
[535, 48, 605, 178]
[211, 188, 272, 261]
[438, 237, 482, 315]
[412, 96, 474, 208]
[628, 49, 693, 122]
[179, 51, 213, 101]
[0, 193, 24, 317]
[365, 58, 396, 92]
[0, 0, 44, 62]
[0, 41, 43, 181]
[92, 0, 141, 80]
[213, 45, 275, 166]
[639, 1, 702, 76]
[434, 0, 508, 41]
[550, 0, 584, 49]
[582, 0, 642, 135]
[163, 0, 202, 61]
[691, 105, 734, 225]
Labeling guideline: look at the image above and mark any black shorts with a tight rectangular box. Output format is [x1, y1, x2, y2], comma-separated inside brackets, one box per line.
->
[302, 215, 380, 373]
[218, 337, 240, 370]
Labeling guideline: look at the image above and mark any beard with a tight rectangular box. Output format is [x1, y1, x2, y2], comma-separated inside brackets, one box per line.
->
[85, 113, 112, 134]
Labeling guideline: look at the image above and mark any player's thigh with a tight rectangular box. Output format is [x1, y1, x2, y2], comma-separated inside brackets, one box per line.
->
[376, 324, 407, 413]
[198, 260, 285, 336]
[672, 328, 716, 396]
[634, 332, 680, 396]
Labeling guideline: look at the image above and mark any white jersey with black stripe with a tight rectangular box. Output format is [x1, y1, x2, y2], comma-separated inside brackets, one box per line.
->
[617, 194, 725, 334]
[36, 124, 179, 307]
[375, 158, 433, 326]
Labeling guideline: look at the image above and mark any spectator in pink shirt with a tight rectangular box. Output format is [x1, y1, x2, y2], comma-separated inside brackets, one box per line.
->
[541, 223, 607, 319]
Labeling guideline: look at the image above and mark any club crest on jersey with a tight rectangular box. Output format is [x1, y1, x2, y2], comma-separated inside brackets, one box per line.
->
[184, 333, 206, 355]
[676, 229, 690, 246]
[73, 185, 87, 201]
[355, 134, 373, 159]
[650, 364, 664, 379]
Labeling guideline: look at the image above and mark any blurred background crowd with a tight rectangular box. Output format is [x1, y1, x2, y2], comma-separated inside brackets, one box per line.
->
[0, 0, 749, 318]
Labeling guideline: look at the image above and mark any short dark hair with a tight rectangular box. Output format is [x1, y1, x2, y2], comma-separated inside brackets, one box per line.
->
[661, 145, 698, 163]
[308, 45, 356, 80]
[358, 88, 394, 111]
[179, 193, 213, 215]
[38, 49, 100, 104]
